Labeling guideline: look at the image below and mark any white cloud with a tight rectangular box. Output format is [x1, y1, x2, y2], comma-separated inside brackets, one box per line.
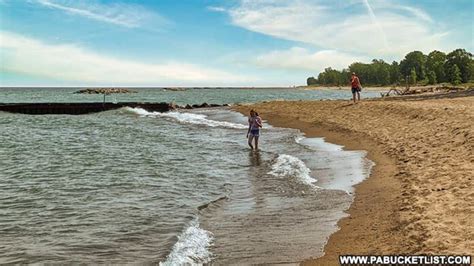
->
[35, 0, 166, 28]
[207, 6, 227, 13]
[225, 0, 451, 57]
[0, 31, 254, 85]
[254, 47, 365, 72]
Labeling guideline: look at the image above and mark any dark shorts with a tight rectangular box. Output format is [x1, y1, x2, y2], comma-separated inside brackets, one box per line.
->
[351, 87, 361, 94]
[250, 129, 260, 137]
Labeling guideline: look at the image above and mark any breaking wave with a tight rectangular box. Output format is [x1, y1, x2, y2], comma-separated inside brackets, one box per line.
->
[268, 154, 317, 187]
[160, 219, 213, 266]
[123, 107, 247, 129]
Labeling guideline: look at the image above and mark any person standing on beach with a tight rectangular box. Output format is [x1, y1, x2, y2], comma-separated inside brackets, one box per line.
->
[247, 109, 263, 150]
[350, 72, 362, 103]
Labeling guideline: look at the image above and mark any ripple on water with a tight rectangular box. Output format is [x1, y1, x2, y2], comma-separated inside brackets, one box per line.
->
[0, 106, 373, 264]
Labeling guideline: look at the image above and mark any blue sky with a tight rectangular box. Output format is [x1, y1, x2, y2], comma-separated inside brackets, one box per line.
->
[0, 0, 473, 86]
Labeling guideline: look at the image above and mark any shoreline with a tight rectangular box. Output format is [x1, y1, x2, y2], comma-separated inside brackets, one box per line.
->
[298, 85, 388, 91]
[233, 91, 473, 264]
[299, 83, 472, 91]
[233, 108, 403, 264]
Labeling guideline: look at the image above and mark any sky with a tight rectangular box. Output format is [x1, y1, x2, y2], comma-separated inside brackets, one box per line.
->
[0, 0, 473, 86]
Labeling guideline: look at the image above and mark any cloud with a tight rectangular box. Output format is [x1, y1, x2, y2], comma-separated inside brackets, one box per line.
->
[254, 47, 365, 72]
[0, 31, 254, 85]
[35, 0, 167, 28]
[393, 5, 433, 23]
[207, 6, 227, 12]
[225, 0, 451, 57]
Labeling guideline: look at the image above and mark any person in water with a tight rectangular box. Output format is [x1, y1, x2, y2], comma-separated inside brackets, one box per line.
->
[350, 72, 362, 103]
[247, 109, 263, 150]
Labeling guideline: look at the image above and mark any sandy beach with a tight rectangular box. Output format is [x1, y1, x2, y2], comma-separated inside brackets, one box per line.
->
[234, 90, 474, 264]
[300, 85, 397, 92]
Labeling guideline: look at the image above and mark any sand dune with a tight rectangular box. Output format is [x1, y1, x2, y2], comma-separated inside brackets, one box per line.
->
[234, 91, 474, 264]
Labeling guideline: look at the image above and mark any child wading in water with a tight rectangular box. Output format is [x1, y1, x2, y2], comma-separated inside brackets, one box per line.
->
[247, 109, 263, 150]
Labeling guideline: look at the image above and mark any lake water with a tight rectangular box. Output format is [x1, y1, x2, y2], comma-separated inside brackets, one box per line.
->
[0, 88, 375, 264]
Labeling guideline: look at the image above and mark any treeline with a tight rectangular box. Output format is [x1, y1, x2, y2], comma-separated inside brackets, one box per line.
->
[307, 49, 474, 86]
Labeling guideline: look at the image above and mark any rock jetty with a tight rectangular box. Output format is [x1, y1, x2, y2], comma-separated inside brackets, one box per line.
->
[0, 101, 235, 115]
[74, 88, 137, 94]
[163, 87, 188, 91]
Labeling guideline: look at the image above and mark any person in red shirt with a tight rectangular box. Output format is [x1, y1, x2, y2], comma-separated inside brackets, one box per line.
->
[350, 72, 362, 103]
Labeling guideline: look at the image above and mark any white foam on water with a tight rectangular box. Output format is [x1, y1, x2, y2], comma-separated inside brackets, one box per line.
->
[160, 219, 214, 266]
[295, 136, 374, 193]
[123, 107, 247, 129]
[296, 136, 343, 152]
[122, 106, 152, 116]
[268, 154, 317, 187]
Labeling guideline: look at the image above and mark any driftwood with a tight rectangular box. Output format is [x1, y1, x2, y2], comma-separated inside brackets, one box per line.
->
[381, 86, 409, 97]
[381, 85, 465, 97]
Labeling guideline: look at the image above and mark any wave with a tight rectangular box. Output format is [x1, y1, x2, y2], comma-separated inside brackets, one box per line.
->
[268, 154, 317, 186]
[123, 107, 247, 129]
[160, 219, 213, 266]
[121, 106, 151, 116]
[295, 136, 375, 193]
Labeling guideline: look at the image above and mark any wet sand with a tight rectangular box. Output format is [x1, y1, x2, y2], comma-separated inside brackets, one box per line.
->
[234, 90, 474, 264]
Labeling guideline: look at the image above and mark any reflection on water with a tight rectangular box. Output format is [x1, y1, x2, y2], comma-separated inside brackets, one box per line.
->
[249, 150, 262, 167]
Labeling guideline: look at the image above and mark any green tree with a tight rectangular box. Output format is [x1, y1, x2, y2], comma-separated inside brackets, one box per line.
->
[349, 62, 371, 84]
[447, 64, 462, 85]
[310, 48, 472, 87]
[307, 77, 318, 85]
[389, 61, 401, 84]
[445, 49, 473, 83]
[471, 59, 474, 81]
[426, 50, 446, 83]
[400, 51, 427, 81]
[409, 68, 417, 85]
[372, 59, 391, 85]
[316, 67, 346, 85]
[317, 72, 326, 84]
[341, 69, 351, 86]
[427, 71, 437, 85]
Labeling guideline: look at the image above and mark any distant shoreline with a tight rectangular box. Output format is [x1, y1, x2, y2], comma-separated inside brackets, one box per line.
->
[299, 83, 473, 92]
[3, 84, 471, 93]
